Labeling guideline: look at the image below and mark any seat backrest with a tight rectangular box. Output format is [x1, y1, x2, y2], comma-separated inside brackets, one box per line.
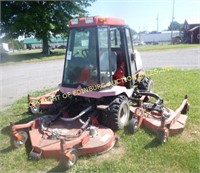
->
[110, 51, 117, 73]
[111, 48, 126, 86]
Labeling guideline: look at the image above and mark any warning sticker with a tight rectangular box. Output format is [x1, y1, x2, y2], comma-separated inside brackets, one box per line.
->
[66, 51, 72, 60]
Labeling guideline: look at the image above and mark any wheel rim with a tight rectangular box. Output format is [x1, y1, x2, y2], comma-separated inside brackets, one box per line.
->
[148, 80, 154, 92]
[120, 104, 129, 125]
[134, 121, 138, 130]
[128, 118, 138, 134]
[157, 130, 167, 144]
[60, 149, 78, 169]
[14, 139, 23, 147]
[12, 131, 28, 148]
[30, 105, 39, 113]
[68, 154, 76, 166]
[163, 130, 168, 143]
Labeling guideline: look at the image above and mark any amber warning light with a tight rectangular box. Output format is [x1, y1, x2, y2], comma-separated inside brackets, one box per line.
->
[69, 16, 125, 27]
[70, 17, 105, 25]
[98, 18, 106, 23]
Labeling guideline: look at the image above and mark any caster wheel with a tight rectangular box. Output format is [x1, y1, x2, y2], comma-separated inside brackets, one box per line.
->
[181, 103, 189, 114]
[157, 130, 168, 144]
[114, 136, 120, 147]
[59, 148, 78, 169]
[29, 150, 41, 160]
[29, 104, 40, 114]
[11, 131, 28, 148]
[128, 118, 139, 134]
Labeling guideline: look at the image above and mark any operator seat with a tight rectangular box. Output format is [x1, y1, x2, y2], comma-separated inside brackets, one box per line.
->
[111, 51, 117, 72]
[112, 50, 126, 86]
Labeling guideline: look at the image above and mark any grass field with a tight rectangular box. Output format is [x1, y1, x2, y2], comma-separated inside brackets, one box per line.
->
[0, 68, 200, 173]
[0, 49, 66, 64]
[1, 44, 200, 65]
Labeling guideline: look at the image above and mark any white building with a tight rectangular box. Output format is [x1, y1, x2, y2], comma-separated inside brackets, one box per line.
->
[139, 31, 183, 44]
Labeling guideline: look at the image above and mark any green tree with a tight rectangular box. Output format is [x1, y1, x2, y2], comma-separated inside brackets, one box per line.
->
[130, 28, 137, 35]
[10, 39, 24, 50]
[1, 1, 95, 54]
[168, 21, 181, 31]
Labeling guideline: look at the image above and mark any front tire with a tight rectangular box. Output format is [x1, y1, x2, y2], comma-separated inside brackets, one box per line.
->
[106, 95, 130, 131]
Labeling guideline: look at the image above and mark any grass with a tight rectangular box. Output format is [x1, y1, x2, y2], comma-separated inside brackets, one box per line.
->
[0, 68, 200, 173]
[1, 44, 200, 65]
[0, 49, 66, 64]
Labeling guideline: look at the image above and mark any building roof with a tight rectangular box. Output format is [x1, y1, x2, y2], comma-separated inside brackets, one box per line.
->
[24, 37, 67, 44]
[24, 38, 42, 44]
[189, 26, 200, 32]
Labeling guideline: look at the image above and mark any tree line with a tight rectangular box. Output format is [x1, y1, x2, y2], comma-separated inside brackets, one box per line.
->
[1, 1, 95, 54]
[1, 1, 183, 54]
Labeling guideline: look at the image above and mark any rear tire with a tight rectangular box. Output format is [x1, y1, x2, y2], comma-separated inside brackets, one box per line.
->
[106, 95, 130, 131]
[138, 76, 154, 92]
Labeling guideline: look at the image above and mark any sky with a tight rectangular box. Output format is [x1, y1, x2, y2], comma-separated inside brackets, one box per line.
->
[86, 0, 200, 32]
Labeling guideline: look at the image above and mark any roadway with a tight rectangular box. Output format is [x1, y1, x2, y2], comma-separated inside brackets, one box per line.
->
[0, 47, 199, 110]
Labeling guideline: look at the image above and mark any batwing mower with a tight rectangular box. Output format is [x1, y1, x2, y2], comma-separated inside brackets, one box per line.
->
[10, 16, 189, 169]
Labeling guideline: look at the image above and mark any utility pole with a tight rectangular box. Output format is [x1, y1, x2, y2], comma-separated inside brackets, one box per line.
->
[156, 13, 159, 32]
[171, 0, 175, 44]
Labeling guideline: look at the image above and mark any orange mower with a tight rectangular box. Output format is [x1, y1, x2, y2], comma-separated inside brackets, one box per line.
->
[10, 16, 189, 169]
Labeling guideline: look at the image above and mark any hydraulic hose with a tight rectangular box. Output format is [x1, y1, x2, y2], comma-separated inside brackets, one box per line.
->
[133, 91, 163, 104]
[60, 106, 93, 122]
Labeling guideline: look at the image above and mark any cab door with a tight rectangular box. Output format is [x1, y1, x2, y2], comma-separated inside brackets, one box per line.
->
[124, 27, 137, 87]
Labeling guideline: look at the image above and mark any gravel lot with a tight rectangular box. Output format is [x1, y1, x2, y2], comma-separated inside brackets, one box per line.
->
[141, 47, 200, 70]
[0, 47, 199, 110]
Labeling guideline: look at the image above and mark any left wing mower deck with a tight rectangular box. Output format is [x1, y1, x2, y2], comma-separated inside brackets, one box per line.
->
[10, 106, 117, 169]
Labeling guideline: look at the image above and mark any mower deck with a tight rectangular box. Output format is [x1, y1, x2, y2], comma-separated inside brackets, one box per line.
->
[11, 114, 117, 165]
[29, 118, 116, 158]
[129, 96, 189, 143]
[130, 107, 188, 134]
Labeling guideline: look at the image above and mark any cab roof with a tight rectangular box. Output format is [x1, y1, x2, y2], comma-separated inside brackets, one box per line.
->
[69, 16, 125, 28]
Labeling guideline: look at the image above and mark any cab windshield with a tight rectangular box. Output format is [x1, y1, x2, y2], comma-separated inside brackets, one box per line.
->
[62, 27, 111, 88]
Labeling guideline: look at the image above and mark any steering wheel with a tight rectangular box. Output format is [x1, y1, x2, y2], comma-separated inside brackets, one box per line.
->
[82, 49, 89, 57]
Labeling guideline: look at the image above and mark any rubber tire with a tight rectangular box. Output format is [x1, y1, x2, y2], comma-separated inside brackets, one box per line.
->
[181, 103, 189, 114]
[59, 148, 78, 169]
[11, 131, 28, 148]
[107, 95, 130, 132]
[156, 130, 167, 144]
[128, 118, 139, 134]
[138, 76, 154, 92]
[29, 151, 41, 160]
[28, 104, 40, 114]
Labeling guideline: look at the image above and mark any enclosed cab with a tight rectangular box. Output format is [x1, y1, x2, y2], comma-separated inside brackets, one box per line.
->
[60, 16, 143, 98]
[28, 16, 152, 131]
